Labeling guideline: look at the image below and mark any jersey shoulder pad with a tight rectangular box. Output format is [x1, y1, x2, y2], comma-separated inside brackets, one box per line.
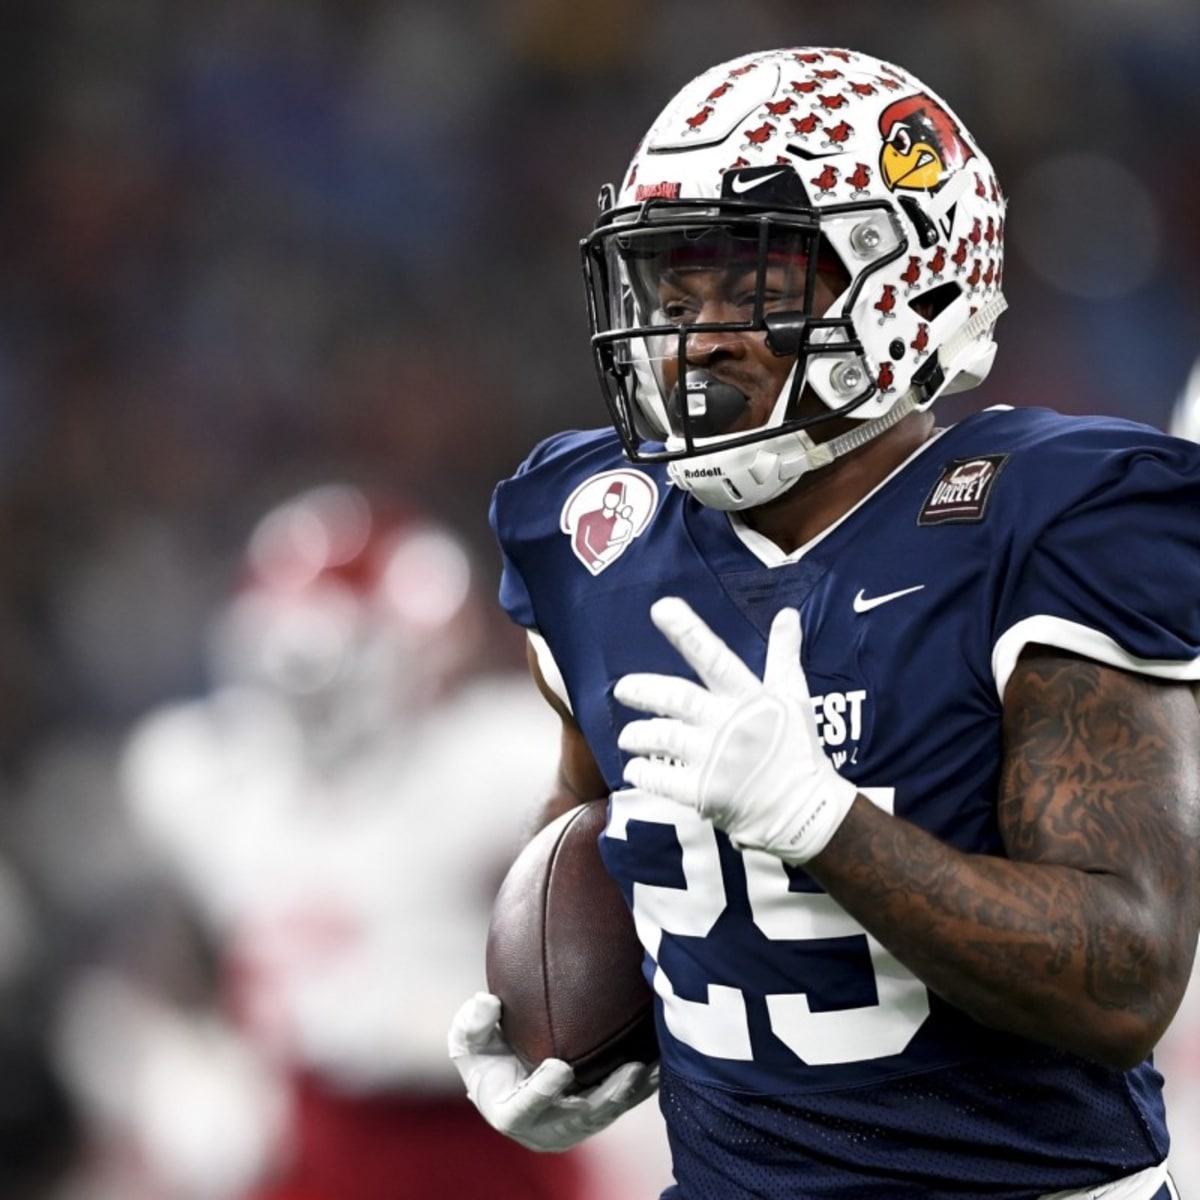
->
[945, 406, 1200, 523]
[512, 427, 625, 480]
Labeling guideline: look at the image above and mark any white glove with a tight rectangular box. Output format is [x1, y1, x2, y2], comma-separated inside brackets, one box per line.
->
[447, 992, 658, 1152]
[615, 596, 859, 864]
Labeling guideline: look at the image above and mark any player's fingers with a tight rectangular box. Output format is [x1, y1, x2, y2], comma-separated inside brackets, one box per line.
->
[495, 1058, 574, 1125]
[763, 607, 809, 696]
[618, 717, 708, 764]
[614, 672, 713, 722]
[623, 755, 700, 808]
[627, 1062, 661, 1109]
[587, 1061, 655, 1110]
[448, 991, 503, 1057]
[649, 597, 758, 694]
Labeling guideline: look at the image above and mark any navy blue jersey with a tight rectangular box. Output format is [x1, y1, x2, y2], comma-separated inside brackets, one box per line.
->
[490, 406, 1200, 1199]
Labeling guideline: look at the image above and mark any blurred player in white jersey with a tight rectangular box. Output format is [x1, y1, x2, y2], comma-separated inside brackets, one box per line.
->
[116, 483, 600, 1199]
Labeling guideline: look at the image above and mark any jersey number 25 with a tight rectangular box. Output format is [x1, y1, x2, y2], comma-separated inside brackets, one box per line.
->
[606, 788, 931, 1065]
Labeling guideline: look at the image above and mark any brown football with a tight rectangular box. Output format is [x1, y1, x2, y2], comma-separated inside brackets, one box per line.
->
[485, 798, 657, 1089]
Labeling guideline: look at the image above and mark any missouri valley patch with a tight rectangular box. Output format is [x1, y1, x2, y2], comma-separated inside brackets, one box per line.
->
[918, 454, 1009, 526]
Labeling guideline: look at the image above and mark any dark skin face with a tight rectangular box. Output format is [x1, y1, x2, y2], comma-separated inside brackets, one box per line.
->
[655, 256, 844, 438]
[654, 255, 936, 552]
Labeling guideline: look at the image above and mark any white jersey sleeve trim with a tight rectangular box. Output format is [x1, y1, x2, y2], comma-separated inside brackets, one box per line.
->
[993, 615, 1200, 701]
[528, 630, 573, 715]
[1036, 1160, 1168, 1200]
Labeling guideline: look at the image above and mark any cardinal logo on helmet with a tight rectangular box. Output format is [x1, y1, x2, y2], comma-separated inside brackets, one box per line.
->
[878, 93, 974, 193]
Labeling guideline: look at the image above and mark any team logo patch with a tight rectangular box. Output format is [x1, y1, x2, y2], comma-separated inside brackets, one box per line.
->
[561, 469, 659, 575]
[918, 454, 1009, 526]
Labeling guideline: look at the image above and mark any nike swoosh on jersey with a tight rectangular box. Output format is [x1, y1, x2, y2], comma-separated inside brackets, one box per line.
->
[852, 584, 926, 613]
[730, 170, 785, 194]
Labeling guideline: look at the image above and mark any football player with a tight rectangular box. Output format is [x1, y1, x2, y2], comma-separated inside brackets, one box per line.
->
[122, 485, 592, 1200]
[450, 48, 1200, 1199]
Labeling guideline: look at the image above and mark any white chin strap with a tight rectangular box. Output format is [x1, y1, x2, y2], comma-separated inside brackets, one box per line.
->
[667, 389, 919, 511]
[663, 292, 1009, 512]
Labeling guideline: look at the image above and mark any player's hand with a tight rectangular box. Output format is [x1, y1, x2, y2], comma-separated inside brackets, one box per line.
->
[615, 596, 859, 864]
[447, 992, 658, 1152]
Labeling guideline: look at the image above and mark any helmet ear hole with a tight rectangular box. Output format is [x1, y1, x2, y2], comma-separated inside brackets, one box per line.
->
[910, 281, 961, 321]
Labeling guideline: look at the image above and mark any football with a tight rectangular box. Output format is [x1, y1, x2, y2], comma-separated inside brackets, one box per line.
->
[486, 798, 657, 1089]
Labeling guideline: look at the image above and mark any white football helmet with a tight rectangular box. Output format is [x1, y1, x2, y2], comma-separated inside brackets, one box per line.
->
[582, 47, 1009, 510]
[207, 484, 483, 761]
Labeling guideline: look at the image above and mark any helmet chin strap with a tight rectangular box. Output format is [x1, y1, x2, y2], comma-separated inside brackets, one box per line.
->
[665, 292, 1006, 511]
[765, 293, 1008, 488]
[668, 387, 921, 512]
[766, 387, 920, 485]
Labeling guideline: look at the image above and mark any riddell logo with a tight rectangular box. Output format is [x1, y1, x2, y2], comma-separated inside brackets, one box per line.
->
[682, 467, 724, 478]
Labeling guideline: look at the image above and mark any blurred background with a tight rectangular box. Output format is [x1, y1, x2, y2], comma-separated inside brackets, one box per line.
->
[0, 0, 1198, 1196]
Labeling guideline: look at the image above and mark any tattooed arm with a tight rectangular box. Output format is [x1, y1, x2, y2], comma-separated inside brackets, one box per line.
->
[806, 645, 1200, 1069]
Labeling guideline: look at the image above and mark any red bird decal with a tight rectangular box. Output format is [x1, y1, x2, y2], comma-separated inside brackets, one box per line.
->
[875, 285, 897, 321]
[811, 164, 839, 195]
[847, 163, 872, 195]
[823, 120, 854, 146]
[791, 113, 822, 137]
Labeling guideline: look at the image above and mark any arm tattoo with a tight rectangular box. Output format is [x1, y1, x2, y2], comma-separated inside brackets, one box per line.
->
[812, 647, 1200, 1058]
[997, 650, 1200, 1011]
